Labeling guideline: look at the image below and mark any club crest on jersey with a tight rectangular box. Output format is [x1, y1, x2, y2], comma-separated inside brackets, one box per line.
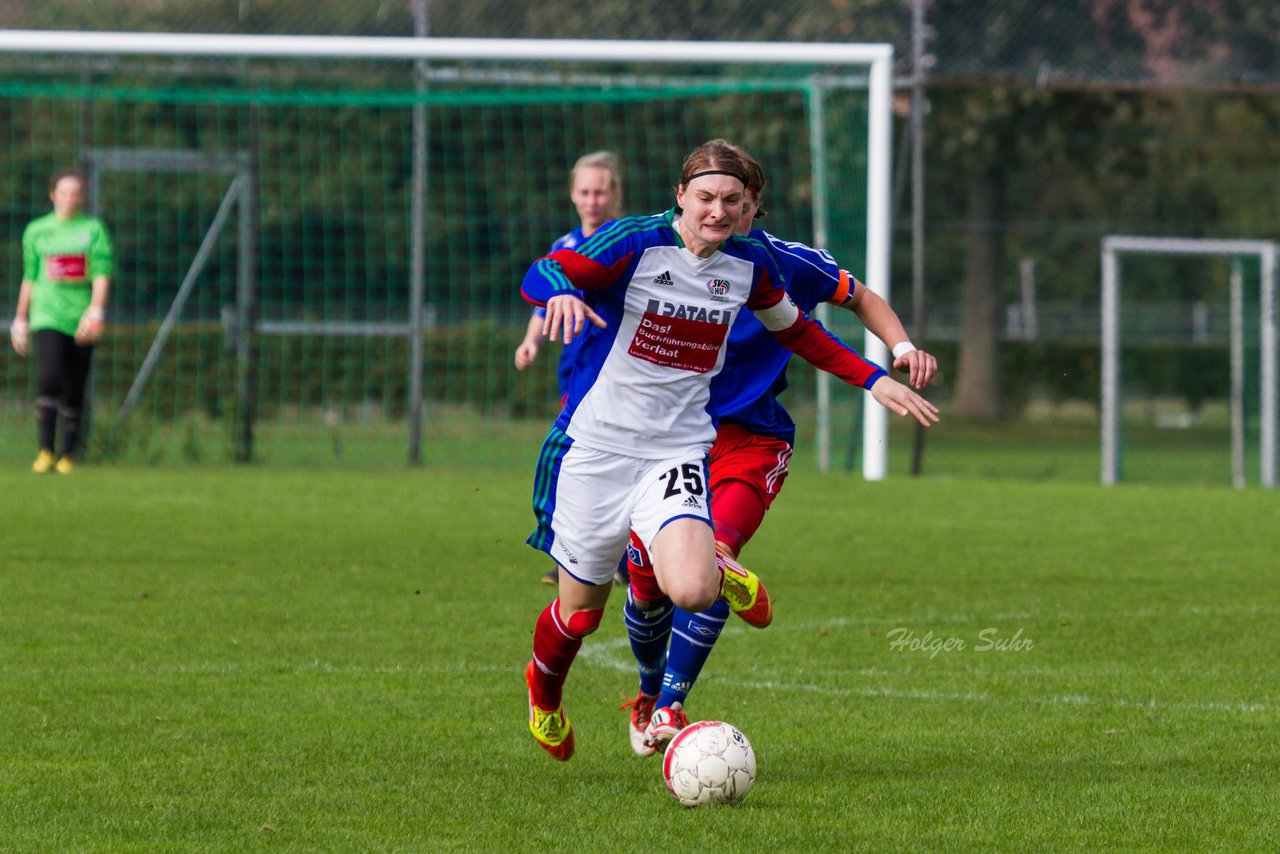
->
[645, 298, 732, 325]
[706, 278, 731, 302]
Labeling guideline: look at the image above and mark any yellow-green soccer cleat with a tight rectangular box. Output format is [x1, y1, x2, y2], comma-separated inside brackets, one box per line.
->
[717, 544, 773, 629]
[54, 456, 74, 475]
[526, 660, 575, 761]
[32, 449, 55, 474]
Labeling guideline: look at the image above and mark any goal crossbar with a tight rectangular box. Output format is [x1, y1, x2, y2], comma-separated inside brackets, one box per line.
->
[0, 30, 891, 66]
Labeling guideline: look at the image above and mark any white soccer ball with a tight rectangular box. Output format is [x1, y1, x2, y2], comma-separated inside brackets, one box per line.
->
[661, 720, 756, 807]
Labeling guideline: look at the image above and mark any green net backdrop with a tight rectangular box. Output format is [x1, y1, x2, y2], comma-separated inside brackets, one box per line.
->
[0, 60, 872, 467]
[1114, 253, 1268, 485]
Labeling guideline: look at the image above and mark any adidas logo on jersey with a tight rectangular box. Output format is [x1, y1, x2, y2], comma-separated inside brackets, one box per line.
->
[681, 495, 702, 509]
[652, 270, 674, 286]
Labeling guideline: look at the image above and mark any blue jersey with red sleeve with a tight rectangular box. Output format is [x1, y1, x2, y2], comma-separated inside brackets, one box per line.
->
[708, 230, 883, 444]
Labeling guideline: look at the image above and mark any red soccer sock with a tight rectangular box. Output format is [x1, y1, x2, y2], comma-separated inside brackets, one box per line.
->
[529, 599, 583, 710]
[711, 479, 767, 557]
[625, 531, 665, 604]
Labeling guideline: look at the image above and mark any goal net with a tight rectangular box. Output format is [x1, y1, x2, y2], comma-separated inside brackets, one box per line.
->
[0, 32, 892, 470]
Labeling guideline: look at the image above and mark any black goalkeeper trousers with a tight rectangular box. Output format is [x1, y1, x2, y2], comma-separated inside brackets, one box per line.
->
[32, 328, 95, 456]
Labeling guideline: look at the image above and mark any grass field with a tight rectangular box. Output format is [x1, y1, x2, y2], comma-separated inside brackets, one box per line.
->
[2, 464, 1277, 850]
[0, 400, 1264, 489]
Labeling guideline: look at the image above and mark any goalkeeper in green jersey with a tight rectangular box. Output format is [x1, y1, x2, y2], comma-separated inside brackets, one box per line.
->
[9, 170, 114, 474]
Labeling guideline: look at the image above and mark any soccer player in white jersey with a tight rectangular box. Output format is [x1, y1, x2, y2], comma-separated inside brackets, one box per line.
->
[621, 150, 940, 755]
[512, 151, 624, 585]
[520, 139, 936, 761]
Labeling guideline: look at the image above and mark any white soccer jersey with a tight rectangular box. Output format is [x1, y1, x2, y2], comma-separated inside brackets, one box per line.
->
[522, 210, 791, 458]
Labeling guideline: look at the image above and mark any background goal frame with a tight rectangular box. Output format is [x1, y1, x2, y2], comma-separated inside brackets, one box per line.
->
[1100, 235, 1278, 488]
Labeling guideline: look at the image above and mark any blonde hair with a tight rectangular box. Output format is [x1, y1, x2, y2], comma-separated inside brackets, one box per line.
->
[570, 150, 623, 219]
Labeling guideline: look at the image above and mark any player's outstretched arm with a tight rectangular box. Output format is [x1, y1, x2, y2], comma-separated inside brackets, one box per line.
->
[869, 376, 940, 428]
[890, 346, 939, 391]
[543, 293, 605, 345]
[521, 238, 630, 345]
[756, 297, 940, 427]
[839, 283, 937, 390]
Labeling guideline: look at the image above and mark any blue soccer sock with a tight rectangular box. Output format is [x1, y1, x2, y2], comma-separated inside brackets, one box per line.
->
[657, 598, 730, 710]
[623, 588, 674, 697]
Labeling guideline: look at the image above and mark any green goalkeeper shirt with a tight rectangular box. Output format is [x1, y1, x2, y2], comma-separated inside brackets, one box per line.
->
[23, 211, 115, 336]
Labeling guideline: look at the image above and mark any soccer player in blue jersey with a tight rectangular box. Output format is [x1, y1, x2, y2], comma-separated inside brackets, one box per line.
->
[514, 150, 623, 388]
[520, 139, 936, 761]
[621, 149, 940, 756]
[513, 151, 624, 585]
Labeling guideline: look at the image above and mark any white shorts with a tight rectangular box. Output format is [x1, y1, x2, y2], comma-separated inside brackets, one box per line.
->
[528, 437, 713, 586]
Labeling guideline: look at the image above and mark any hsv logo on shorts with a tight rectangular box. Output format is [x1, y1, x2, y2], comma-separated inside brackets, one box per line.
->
[45, 254, 88, 280]
[629, 302, 731, 373]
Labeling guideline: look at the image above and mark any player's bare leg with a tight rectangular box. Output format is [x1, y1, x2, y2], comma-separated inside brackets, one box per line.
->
[649, 518, 720, 613]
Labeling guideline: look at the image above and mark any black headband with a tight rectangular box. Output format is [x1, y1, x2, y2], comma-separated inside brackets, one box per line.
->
[684, 169, 748, 187]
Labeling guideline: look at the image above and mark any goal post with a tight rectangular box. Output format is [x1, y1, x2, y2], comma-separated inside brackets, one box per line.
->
[1100, 236, 1278, 488]
[0, 30, 894, 470]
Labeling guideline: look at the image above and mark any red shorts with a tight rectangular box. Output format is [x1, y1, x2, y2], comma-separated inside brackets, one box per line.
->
[708, 423, 793, 510]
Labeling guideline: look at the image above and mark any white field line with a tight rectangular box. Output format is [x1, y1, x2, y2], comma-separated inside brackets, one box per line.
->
[577, 637, 1271, 716]
[19, 605, 1271, 715]
[29, 652, 1268, 715]
[774, 601, 1280, 630]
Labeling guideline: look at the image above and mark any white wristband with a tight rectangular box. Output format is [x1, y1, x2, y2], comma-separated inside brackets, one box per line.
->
[85, 306, 105, 321]
[891, 341, 917, 359]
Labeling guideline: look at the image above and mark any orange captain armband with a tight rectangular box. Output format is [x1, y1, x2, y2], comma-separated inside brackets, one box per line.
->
[826, 269, 861, 306]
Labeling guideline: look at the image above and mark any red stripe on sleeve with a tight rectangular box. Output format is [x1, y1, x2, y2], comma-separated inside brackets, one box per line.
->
[745, 266, 786, 311]
[545, 249, 634, 292]
[770, 315, 886, 390]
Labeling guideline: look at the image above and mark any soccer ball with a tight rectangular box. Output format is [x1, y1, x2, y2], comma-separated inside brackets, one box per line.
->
[661, 720, 756, 807]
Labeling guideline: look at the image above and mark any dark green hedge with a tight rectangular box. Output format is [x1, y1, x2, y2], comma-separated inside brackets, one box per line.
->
[86, 321, 565, 423]
[82, 324, 1233, 426]
[773, 339, 1230, 415]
